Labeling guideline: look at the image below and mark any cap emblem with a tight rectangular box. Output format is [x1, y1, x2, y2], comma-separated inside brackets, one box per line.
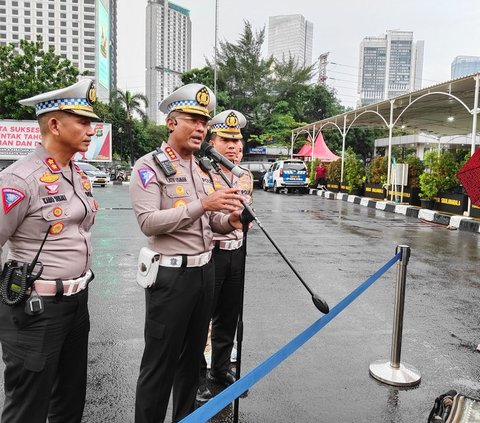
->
[196, 87, 210, 107]
[87, 83, 97, 105]
[225, 112, 239, 128]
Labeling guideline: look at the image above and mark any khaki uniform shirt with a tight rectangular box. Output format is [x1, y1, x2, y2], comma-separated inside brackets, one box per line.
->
[129, 142, 234, 256]
[0, 145, 97, 279]
[211, 165, 253, 242]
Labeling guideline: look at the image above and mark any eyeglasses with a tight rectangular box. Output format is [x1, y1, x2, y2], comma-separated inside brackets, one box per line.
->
[175, 117, 208, 128]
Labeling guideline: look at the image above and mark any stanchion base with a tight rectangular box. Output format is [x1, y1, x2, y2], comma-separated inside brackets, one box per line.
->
[369, 360, 421, 387]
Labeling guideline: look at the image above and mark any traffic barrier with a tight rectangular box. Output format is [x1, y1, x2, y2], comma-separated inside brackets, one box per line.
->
[180, 248, 409, 423]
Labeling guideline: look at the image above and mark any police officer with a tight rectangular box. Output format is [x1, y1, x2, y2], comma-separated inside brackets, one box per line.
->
[197, 110, 253, 402]
[0, 79, 100, 423]
[130, 84, 245, 423]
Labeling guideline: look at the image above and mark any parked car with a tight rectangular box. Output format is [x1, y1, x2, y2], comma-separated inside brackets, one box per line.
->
[240, 161, 270, 187]
[74, 161, 110, 187]
[262, 159, 309, 193]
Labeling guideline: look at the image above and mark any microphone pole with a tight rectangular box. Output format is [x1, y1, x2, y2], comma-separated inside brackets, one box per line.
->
[207, 158, 330, 315]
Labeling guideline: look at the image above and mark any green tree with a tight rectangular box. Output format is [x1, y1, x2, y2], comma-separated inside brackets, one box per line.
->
[181, 67, 214, 87]
[0, 38, 81, 119]
[111, 89, 149, 165]
[213, 21, 274, 140]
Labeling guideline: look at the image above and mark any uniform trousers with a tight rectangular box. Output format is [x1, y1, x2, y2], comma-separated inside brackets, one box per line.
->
[135, 260, 214, 423]
[200, 247, 244, 385]
[0, 289, 90, 423]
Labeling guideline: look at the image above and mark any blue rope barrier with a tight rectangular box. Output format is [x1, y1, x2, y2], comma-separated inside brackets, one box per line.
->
[180, 252, 401, 423]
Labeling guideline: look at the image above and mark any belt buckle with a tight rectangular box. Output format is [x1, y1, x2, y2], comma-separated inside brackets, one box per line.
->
[169, 256, 181, 267]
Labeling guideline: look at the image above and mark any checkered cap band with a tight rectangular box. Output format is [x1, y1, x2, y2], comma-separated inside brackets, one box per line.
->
[35, 97, 90, 114]
[167, 100, 204, 113]
[211, 123, 240, 130]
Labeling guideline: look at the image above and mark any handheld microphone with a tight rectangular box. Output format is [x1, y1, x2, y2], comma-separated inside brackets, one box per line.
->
[200, 142, 244, 178]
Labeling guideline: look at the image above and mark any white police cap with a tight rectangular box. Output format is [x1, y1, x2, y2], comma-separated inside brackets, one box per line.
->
[159, 83, 216, 119]
[19, 79, 101, 121]
[210, 109, 246, 140]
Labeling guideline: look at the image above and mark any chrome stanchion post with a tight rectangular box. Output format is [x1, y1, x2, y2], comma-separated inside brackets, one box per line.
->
[369, 245, 421, 387]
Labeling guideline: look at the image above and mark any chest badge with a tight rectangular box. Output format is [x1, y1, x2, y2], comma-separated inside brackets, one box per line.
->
[39, 172, 60, 183]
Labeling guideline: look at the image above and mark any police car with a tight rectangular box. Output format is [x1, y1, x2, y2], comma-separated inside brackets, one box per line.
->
[262, 159, 309, 193]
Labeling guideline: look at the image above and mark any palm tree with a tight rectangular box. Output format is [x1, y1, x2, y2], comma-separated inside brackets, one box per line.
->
[111, 89, 149, 165]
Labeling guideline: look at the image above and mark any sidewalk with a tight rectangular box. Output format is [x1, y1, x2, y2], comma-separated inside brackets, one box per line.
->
[309, 188, 480, 234]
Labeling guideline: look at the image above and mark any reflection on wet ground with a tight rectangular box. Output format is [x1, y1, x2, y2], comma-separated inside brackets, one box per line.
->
[1, 186, 478, 422]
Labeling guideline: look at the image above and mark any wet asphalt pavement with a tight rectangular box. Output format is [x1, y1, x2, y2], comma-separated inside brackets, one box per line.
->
[1, 184, 479, 422]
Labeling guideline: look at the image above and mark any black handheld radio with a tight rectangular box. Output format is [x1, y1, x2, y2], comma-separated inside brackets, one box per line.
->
[152, 148, 176, 177]
[0, 227, 49, 308]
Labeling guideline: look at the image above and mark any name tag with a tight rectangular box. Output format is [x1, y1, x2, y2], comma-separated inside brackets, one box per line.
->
[41, 194, 68, 204]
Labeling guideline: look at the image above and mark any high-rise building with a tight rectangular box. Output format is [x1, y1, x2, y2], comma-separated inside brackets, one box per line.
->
[146, 0, 191, 124]
[358, 30, 424, 106]
[0, 0, 117, 102]
[268, 14, 313, 67]
[451, 56, 480, 79]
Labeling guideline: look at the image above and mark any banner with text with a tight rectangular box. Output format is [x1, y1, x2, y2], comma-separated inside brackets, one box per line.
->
[0, 120, 112, 162]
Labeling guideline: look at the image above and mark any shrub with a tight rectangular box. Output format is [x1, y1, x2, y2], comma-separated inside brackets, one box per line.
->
[327, 159, 342, 181]
[344, 147, 365, 190]
[366, 156, 388, 185]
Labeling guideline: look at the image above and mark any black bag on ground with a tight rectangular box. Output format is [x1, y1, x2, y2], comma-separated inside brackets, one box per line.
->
[428, 390, 480, 422]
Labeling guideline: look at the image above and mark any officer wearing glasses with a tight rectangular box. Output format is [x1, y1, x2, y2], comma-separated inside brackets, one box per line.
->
[130, 84, 245, 423]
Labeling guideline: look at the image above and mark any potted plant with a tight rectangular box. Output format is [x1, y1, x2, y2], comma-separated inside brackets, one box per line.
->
[365, 156, 387, 199]
[326, 159, 341, 192]
[419, 150, 466, 212]
[343, 147, 365, 195]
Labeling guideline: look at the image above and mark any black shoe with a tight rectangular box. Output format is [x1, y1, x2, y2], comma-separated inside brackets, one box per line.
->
[196, 385, 212, 403]
[207, 369, 236, 387]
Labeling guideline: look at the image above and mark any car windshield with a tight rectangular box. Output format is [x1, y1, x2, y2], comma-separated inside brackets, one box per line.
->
[249, 163, 266, 171]
[283, 162, 306, 171]
[75, 162, 99, 172]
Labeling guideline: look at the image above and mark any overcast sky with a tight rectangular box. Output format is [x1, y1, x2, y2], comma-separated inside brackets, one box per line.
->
[117, 0, 480, 109]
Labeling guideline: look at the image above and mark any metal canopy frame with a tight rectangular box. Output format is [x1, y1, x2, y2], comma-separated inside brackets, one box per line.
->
[291, 73, 480, 214]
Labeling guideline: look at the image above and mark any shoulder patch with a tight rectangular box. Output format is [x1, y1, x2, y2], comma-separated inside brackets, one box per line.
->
[2, 187, 25, 214]
[138, 167, 156, 188]
[163, 146, 178, 161]
[45, 157, 61, 173]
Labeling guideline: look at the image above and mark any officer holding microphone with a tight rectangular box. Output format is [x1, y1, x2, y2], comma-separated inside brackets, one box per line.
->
[130, 84, 245, 423]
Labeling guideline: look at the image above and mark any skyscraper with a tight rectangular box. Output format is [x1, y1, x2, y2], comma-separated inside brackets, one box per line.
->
[0, 0, 116, 102]
[451, 56, 480, 79]
[268, 14, 313, 67]
[146, 0, 191, 124]
[358, 30, 424, 106]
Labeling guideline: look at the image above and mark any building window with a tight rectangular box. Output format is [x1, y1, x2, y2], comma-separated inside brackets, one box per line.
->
[36, 11, 42, 16]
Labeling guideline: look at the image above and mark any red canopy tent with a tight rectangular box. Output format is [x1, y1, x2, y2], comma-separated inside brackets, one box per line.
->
[296, 132, 340, 162]
[296, 136, 312, 156]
